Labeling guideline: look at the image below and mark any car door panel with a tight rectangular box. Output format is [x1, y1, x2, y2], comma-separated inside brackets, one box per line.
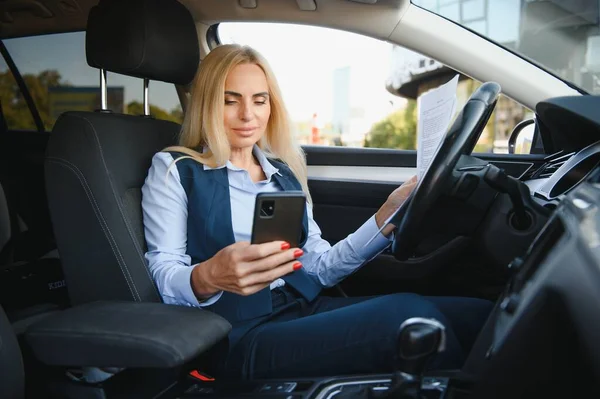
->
[308, 178, 395, 243]
[306, 147, 414, 245]
[306, 146, 546, 245]
[305, 146, 547, 295]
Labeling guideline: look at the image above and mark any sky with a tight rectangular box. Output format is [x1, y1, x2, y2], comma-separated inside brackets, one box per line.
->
[219, 22, 405, 123]
[2, 24, 404, 124]
[1, 0, 525, 125]
[2, 26, 401, 123]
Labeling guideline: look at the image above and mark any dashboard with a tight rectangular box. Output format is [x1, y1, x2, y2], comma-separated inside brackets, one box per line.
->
[470, 94, 600, 397]
[481, 174, 600, 397]
[529, 141, 600, 201]
[524, 95, 600, 203]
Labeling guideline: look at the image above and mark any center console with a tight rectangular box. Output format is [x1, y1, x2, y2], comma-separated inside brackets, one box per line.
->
[179, 371, 470, 399]
[177, 318, 476, 399]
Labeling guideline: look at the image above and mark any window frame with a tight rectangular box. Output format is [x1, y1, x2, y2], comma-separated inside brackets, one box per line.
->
[210, 22, 543, 155]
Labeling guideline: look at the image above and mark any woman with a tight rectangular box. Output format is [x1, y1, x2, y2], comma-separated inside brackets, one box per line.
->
[141, 44, 492, 379]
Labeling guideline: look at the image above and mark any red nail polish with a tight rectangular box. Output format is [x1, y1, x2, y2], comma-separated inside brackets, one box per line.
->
[281, 242, 290, 250]
[293, 262, 302, 271]
[293, 249, 303, 258]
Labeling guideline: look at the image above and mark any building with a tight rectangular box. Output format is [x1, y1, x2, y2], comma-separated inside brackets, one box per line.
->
[332, 65, 405, 147]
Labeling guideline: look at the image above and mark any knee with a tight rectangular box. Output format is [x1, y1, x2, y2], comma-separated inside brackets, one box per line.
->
[372, 294, 457, 342]
[384, 293, 450, 322]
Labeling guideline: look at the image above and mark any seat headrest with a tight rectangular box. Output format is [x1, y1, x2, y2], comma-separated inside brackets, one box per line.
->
[86, 0, 199, 85]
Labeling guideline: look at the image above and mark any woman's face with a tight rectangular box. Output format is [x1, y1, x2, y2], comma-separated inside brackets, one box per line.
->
[223, 63, 271, 150]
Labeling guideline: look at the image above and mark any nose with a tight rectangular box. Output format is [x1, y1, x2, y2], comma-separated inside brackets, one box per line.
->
[239, 102, 253, 122]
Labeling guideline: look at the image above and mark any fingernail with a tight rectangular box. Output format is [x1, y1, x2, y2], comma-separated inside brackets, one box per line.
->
[293, 262, 302, 271]
[281, 242, 290, 250]
[293, 249, 303, 258]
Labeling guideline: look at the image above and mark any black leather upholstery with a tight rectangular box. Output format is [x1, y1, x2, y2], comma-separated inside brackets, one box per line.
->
[45, 0, 200, 307]
[24, 301, 231, 368]
[86, 0, 199, 85]
[39, 0, 230, 383]
[46, 112, 179, 305]
[0, 304, 24, 399]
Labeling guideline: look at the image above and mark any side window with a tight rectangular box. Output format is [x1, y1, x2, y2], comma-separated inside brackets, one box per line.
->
[218, 23, 532, 154]
[0, 55, 36, 130]
[2, 32, 182, 132]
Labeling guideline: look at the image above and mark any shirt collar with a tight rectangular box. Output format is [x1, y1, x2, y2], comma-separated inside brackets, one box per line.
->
[202, 145, 281, 179]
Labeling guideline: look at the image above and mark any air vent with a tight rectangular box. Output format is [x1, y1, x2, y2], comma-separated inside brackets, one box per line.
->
[528, 151, 575, 179]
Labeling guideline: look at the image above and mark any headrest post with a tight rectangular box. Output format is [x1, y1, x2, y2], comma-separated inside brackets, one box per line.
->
[143, 78, 150, 116]
[100, 69, 108, 111]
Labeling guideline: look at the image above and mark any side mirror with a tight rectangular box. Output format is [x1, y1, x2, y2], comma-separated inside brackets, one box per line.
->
[508, 119, 536, 154]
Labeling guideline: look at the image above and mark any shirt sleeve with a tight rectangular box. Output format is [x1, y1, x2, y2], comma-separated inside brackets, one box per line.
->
[300, 203, 392, 288]
[141, 152, 223, 307]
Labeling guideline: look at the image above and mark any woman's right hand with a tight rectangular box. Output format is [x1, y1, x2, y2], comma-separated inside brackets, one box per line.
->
[190, 241, 303, 298]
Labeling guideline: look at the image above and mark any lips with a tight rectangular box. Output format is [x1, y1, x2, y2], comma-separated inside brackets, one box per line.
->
[232, 127, 258, 137]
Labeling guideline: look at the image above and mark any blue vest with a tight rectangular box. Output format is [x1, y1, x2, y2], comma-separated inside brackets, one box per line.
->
[171, 153, 322, 324]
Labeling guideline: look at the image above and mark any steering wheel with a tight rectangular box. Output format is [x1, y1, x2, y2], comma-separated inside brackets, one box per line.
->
[392, 82, 501, 260]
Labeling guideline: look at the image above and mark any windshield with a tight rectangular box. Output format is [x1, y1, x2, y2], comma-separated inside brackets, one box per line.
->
[412, 0, 600, 94]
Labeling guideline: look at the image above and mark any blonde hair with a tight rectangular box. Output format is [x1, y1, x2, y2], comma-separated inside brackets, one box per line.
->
[165, 44, 311, 203]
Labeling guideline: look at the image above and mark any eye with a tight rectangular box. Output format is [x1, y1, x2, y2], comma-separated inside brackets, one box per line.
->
[225, 100, 237, 105]
[255, 101, 267, 105]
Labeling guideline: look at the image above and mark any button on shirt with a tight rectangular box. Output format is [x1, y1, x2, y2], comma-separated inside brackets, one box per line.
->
[142, 146, 392, 307]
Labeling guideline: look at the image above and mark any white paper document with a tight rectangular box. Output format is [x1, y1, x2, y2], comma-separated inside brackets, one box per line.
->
[416, 74, 459, 181]
[362, 75, 459, 248]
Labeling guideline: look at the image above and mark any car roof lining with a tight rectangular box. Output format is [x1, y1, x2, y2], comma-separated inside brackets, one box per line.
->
[0, 0, 409, 40]
[0, 0, 92, 39]
[0, 0, 580, 110]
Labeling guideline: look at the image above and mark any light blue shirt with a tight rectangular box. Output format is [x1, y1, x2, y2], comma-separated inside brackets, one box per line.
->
[141, 146, 392, 308]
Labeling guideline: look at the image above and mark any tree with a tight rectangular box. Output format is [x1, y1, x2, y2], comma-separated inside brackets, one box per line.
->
[364, 100, 417, 150]
[126, 101, 183, 124]
[0, 68, 184, 132]
[0, 69, 69, 131]
[170, 104, 183, 123]
[24, 70, 67, 130]
[0, 70, 32, 130]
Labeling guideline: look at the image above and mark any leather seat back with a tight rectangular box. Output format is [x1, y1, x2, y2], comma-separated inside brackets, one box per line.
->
[45, 0, 199, 305]
[46, 115, 179, 304]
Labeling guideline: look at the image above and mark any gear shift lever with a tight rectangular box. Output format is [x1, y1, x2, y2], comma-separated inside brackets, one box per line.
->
[370, 318, 446, 398]
[396, 317, 446, 376]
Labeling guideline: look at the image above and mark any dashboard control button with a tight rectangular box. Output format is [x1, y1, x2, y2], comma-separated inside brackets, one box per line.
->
[508, 256, 524, 275]
[259, 382, 297, 393]
[500, 293, 520, 314]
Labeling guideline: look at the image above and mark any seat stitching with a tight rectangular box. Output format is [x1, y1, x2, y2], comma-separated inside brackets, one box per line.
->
[47, 157, 139, 300]
[46, 158, 139, 301]
[68, 114, 158, 297]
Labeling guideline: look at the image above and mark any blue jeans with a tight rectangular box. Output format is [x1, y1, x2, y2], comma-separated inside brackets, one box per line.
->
[222, 287, 493, 379]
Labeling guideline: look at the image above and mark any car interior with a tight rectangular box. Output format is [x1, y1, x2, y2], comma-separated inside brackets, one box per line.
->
[1, 0, 600, 398]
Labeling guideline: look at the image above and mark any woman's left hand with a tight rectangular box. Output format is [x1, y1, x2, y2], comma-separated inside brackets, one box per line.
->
[375, 175, 418, 236]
